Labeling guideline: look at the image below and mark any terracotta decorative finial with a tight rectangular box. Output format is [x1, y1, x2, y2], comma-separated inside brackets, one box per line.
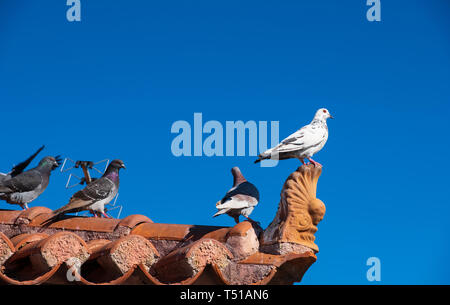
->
[262, 164, 326, 253]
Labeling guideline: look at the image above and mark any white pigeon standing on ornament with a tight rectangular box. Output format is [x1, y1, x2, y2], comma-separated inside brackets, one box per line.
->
[255, 108, 333, 167]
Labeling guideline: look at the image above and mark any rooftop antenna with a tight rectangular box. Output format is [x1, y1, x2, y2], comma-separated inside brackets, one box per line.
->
[60, 158, 123, 218]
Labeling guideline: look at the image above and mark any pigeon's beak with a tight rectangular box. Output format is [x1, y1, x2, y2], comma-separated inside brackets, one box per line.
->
[52, 160, 59, 169]
[121, 164, 126, 170]
[329, 114, 334, 119]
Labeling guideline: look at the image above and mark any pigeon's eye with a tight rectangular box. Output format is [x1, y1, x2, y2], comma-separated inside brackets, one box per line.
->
[323, 109, 327, 113]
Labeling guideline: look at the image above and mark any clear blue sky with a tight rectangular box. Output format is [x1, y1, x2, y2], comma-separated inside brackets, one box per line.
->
[0, 1, 449, 284]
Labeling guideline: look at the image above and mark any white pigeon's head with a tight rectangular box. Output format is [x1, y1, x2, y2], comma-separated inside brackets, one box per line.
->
[314, 108, 334, 121]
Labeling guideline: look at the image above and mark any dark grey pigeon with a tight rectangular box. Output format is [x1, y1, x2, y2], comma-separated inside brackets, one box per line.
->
[0, 156, 60, 209]
[51, 159, 125, 218]
[213, 167, 260, 224]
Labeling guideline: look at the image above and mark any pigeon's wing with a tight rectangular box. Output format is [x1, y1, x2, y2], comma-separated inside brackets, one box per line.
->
[269, 125, 325, 154]
[53, 178, 115, 215]
[217, 196, 253, 209]
[73, 177, 115, 202]
[10, 145, 45, 177]
[1, 170, 43, 192]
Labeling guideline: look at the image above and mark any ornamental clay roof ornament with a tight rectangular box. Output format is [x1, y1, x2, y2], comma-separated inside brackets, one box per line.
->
[261, 164, 326, 253]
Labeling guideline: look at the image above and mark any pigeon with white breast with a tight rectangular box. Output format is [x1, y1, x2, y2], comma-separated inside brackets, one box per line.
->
[213, 167, 260, 224]
[51, 159, 125, 218]
[0, 155, 60, 209]
[255, 108, 333, 167]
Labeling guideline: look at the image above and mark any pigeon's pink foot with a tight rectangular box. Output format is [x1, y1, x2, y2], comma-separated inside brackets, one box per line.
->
[307, 158, 322, 167]
[299, 158, 305, 165]
[101, 212, 111, 219]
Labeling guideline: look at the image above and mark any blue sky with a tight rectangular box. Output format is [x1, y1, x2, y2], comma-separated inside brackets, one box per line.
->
[0, 0, 449, 284]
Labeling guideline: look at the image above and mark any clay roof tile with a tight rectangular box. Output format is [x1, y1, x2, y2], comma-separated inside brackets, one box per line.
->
[9, 233, 49, 250]
[17, 207, 53, 223]
[0, 232, 15, 267]
[116, 214, 153, 229]
[0, 209, 22, 225]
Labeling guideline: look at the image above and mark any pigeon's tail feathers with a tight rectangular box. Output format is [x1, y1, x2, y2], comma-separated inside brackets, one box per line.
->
[254, 146, 276, 163]
[52, 206, 65, 216]
[10, 145, 45, 177]
[41, 209, 65, 226]
[39, 203, 68, 226]
[51, 201, 76, 217]
[254, 157, 263, 164]
[255, 150, 296, 163]
[52, 197, 92, 217]
[52, 203, 77, 217]
[254, 153, 270, 164]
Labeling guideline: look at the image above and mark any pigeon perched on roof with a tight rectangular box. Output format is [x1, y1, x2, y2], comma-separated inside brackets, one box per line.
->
[0, 156, 61, 209]
[254, 108, 333, 167]
[51, 159, 125, 218]
[213, 167, 260, 224]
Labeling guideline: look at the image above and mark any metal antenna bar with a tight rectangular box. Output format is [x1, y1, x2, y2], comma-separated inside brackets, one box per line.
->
[66, 173, 84, 189]
[108, 193, 119, 207]
[92, 159, 109, 175]
[60, 158, 78, 173]
[94, 159, 109, 165]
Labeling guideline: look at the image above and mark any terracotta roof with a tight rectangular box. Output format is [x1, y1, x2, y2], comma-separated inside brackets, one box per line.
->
[0, 207, 314, 285]
[0, 165, 325, 285]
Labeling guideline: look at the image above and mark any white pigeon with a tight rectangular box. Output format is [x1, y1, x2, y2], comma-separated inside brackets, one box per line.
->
[255, 108, 333, 167]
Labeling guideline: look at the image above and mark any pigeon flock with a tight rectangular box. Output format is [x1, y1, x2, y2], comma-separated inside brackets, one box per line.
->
[0, 108, 332, 224]
[0, 147, 125, 219]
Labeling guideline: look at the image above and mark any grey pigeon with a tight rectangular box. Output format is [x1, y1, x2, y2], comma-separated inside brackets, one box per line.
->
[51, 159, 125, 218]
[255, 108, 333, 167]
[213, 167, 260, 224]
[0, 156, 60, 209]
